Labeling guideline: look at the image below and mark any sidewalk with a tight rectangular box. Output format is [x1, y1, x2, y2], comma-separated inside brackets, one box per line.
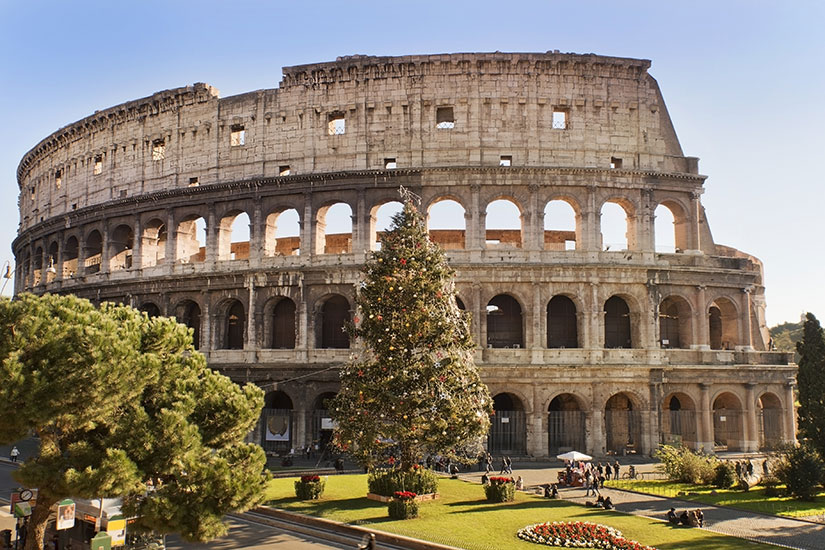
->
[458, 463, 825, 550]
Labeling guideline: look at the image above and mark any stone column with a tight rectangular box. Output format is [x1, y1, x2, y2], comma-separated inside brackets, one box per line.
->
[293, 408, 307, 450]
[693, 285, 709, 349]
[532, 282, 544, 350]
[744, 383, 758, 452]
[467, 184, 482, 251]
[691, 191, 702, 252]
[100, 224, 110, 274]
[205, 205, 218, 264]
[249, 202, 262, 262]
[165, 210, 176, 262]
[132, 217, 142, 270]
[353, 190, 368, 253]
[201, 295, 212, 351]
[55, 230, 64, 282]
[743, 287, 754, 350]
[698, 383, 714, 451]
[526, 409, 545, 457]
[246, 275, 256, 350]
[784, 382, 797, 444]
[297, 293, 309, 350]
[474, 284, 484, 348]
[587, 399, 604, 456]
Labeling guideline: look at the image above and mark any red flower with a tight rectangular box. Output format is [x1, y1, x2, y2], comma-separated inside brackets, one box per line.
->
[393, 491, 417, 501]
[300, 475, 321, 483]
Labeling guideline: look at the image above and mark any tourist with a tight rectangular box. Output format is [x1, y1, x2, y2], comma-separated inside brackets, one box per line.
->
[602, 496, 614, 510]
[667, 508, 679, 524]
[613, 460, 620, 480]
[481, 474, 489, 485]
[695, 509, 704, 527]
[515, 475, 524, 490]
[10, 446, 19, 463]
[504, 456, 513, 474]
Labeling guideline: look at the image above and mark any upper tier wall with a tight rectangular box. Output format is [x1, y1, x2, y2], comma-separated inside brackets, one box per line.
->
[17, 52, 697, 233]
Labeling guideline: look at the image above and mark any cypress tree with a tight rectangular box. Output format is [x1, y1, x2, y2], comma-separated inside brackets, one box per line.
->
[797, 312, 825, 455]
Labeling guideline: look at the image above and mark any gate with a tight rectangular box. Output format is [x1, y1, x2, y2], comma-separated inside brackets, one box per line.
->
[488, 410, 526, 455]
[548, 410, 586, 455]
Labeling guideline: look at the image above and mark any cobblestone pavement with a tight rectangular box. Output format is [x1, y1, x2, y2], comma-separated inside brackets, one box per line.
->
[458, 463, 825, 550]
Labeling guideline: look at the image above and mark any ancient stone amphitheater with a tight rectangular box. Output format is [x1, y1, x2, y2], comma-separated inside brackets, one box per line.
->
[14, 52, 796, 458]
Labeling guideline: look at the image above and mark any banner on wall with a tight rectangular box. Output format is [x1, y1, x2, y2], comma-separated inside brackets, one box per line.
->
[57, 499, 76, 530]
[266, 414, 290, 441]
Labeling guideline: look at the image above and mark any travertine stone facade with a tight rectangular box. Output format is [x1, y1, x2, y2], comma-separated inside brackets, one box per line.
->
[14, 52, 796, 458]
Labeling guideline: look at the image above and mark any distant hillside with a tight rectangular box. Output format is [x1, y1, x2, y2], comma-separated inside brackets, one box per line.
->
[769, 320, 804, 356]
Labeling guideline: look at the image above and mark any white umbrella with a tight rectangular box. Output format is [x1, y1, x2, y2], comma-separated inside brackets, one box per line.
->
[556, 450, 592, 462]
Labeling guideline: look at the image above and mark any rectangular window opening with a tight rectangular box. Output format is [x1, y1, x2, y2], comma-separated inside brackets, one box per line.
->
[500, 155, 512, 167]
[230, 125, 246, 146]
[279, 165, 291, 176]
[384, 158, 397, 169]
[610, 157, 623, 169]
[552, 110, 568, 130]
[93, 155, 103, 175]
[328, 113, 346, 135]
[55, 169, 62, 189]
[436, 106, 455, 129]
[188, 177, 199, 187]
[119, 190, 128, 198]
[152, 139, 165, 161]
[30, 186, 35, 200]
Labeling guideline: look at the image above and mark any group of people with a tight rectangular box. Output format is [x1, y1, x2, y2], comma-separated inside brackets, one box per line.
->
[667, 507, 704, 528]
[561, 460, 623, 488]
[730, 458, 769, 480]
[586, 495, 615, 510]
[480, 452, 514, 474]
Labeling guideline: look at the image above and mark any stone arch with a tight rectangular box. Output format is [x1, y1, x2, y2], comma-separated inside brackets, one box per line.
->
[604, 295, 632, 348]
[713, 391, 745, 451]
[262, 390, 294, 453]
[108, 224, 134, 271]
[266, 296, 297, 349]
[604, 392, 642, 455]
[427, 197, 466, 250]
[84, 229, 103, 274]
[63, 235, 79, 278]
[709, 296, 739, 350]
[543, 198, 580, 251]
[315, 201, 352, 254]
[316, 294, 350, 349]
[264, 207, 301, 256]
[176, 214, 206, 263]
[217, 298, 245, 350]
[548, 393, 586, 455]
[139, 302, 161, 318]
[33, 246, 43, 286]
[486, 294, 524, 348]
[661, 392, 698, 448]
[655, 199, 690, 253]
[370, 200, 403, 250]
[218, 209, 250, 261]
[489, 392, 527, 455]
[599, 197, 636, 251]
[659, 295, 693, 349]
[141, 218, 167, 267]
[547, 295, 579, 348]
[173, 299, 202, 350]
[485, 197, 523, 249]
[758, 392, 783, 450]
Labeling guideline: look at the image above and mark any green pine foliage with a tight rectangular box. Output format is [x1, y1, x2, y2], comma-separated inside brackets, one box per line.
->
[330, 197, 492, 471]
[0, 294, 267, 549]
[775, 443, 825, 500]
[797, 313, 825, 456]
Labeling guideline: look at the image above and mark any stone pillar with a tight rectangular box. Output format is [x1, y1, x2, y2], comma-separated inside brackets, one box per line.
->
[353, 190, 368, 253]
[587, 403, 604, 456]
[205, 205, 218, 264]
[77, 234, 87, 277]
[698, 383, 714, 451]
[524, 184, 541, 252]
[691, 191, 702, 252]
[474, 284, 484, 348]
[743, 287, 754, 350]
[784, 382, 797, 444]
[100, 224, 110, 274]
[532, 282, 543, 350]
[526, 409, 544, 457]
[467, 184, 482, 251]
[55, 231, 64, 282]
[744, 383, 758, 452]
[297, 293, 309, 350]
[246, 275, 256, 350]
[132, 217, 142, 270]
[693, 285, 710, 350]
[293, 408, 307, 450]
[249, 202, 262, 262]
[201, 295, 211, 351]
[165, 210, 176, 262]
[648, 382, 662, 453]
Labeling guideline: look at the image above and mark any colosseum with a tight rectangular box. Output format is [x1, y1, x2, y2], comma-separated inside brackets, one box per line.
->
[14, 52, 796, 459]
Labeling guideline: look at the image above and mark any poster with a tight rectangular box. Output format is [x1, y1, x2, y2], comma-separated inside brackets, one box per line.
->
[265, 414, 290, 441]
[320, 417, 337, 430]
[57, 499, 75, 530]
[107, 514, 127, 546]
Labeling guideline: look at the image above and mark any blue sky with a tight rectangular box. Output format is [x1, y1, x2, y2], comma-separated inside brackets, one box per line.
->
[1, 0, 822, 325]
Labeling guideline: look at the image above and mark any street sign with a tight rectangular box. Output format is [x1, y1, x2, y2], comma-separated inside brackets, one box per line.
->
[107, 515, 126, 546]
[57, 499, 75, 530]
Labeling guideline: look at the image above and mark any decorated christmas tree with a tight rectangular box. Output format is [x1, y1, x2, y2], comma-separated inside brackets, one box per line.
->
[330, 191, 492, 471]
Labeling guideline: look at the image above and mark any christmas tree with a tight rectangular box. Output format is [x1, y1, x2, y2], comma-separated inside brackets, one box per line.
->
[330, 191, 492, 471]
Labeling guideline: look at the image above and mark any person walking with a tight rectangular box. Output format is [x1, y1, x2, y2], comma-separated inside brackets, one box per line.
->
[485, 452, 493, 473]
[9, 446, 19, 463]
[504, 456, 513, 474]
[612, 460, 620, 480]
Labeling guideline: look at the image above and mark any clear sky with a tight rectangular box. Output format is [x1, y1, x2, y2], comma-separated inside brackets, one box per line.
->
[1, 0, 822, 326]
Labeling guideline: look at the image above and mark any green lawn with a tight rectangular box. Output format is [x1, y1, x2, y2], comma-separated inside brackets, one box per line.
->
[606, 479, 825, 519]
[265, 475, 773, 550]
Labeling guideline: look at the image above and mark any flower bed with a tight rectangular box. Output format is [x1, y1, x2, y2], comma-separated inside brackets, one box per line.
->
[388, 490, 419, 519]
[517, 521, 658, 550]
[294, 475, 325, 500]
[484, 476, 515, 502]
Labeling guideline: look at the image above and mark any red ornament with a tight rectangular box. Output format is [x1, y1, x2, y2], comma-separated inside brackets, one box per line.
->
[400, 258, 407, 265]
[358, 369, 364, 377]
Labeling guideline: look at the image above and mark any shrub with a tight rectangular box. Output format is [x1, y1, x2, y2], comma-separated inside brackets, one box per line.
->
[368, 467, 438, 497]
[388, 491, 419, 519]
[761, 472, 781, 497]
[775, 443, 825, 500]
[484, 476, 515, 502]
[654, 445, 718, 484]
[713, 462, 737, 488]
[294, 475, 325, 499]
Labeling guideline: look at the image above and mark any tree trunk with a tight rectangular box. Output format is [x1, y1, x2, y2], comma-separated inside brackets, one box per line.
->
[25, 491, 56, 550]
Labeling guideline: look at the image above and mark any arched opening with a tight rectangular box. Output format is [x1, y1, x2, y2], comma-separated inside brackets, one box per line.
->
[176, 215, 206, 263]
[709, 298, 738, 350]
[46, 241, 58, 283]
[223, 300, 245, 350]
[485, 199, 522, 249]
[262, 391, 293, 454]
[486, 295, 523, 348]
[758, 392, 783, 450]
[428, 198, 466, 250]
[655, 201, 689, 253]
[311, 392, 338, 460]
[662, 393, 697, 448]
[317, 295, 350, 349]
[22, 251, 31, 286]
[63, 236, 79, 279]
[84, 230, 103, 274]
[548, 394, 585, 455]
[489, 393, 526, 455]
[547, 295, 578, 348]
[659, 296, 693, 349]
[604, 393, 641, 455]
[139, 302, 161, 318]
[141, 218, 167, 268]
[600, 200, 632, 251]
[265, 208, 300, 256]
[544, 199, 578, 251]
[713, 392, 744, 451]
[109, 224, 134, 271]
[33, 247, 43, 286]
[174, 300, 201, 350]
[218, 211, 250, 261]
[270, 298, 297, 349]
[604, 296, 631, 348]
[316, 202, 352, 254]
[371, 201, 403, 250]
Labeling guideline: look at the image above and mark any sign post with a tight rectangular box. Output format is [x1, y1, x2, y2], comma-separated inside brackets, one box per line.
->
[56, 499, 75, 530]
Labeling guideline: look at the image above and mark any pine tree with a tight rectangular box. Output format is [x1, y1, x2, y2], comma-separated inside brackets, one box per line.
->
[330, 195, 492, 471]
[0, 293, 266, 549]
[797, 312, 825, 455]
